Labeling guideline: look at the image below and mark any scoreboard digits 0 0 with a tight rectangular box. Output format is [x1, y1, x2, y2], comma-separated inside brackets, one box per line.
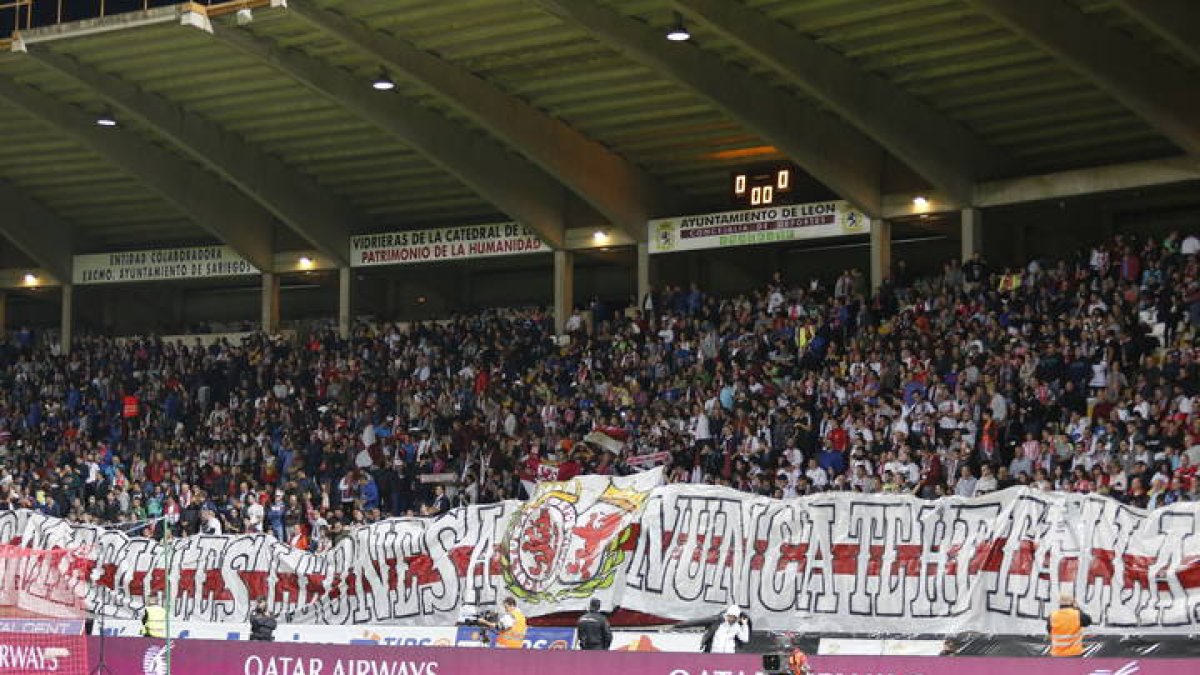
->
[731, 163, 796, 207]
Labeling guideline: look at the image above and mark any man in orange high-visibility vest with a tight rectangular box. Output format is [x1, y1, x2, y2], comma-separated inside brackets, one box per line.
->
[482, 597, 526, 649]
[1047, 592, 1092, 656]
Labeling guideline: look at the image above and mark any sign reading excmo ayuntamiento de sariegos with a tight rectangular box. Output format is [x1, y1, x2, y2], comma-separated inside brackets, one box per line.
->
[648, 200, 871, 254]
[72, 246, 259, 285]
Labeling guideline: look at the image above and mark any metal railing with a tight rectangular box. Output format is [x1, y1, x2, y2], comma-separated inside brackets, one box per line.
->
[0, 0, 272, 46]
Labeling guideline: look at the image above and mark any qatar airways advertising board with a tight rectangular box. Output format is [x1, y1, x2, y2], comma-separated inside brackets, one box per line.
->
[81, 638, 1200, 675]
[89, 638, 760, 675]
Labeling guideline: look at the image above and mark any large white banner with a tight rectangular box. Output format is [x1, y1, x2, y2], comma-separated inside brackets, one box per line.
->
[648, 201, 870, 254]
[351, 223, 549, 267]
[72, 246, 259, 284]
[4, 481, 1199, 636]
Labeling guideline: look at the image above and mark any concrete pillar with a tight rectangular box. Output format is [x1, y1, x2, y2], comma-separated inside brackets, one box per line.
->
[338, 266, 352, 340]
[60, 284, 73, 355]
[553, 249, 574, 334]
[636, 241, 651, 308]
[261, 272, 280, 334]
[961, 207, 982, 262]
[870, 219, 892, 291]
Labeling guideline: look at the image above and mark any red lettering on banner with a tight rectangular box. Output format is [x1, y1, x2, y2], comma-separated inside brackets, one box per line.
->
[1008, 540, 1037, 576]
[129, 570, 146, 595]
[750, 539, 768, 571]
[177, 569, 197, 598]
[403, 555, 441, 586]
[970, 537, 1007, 574]
[304, 573, 325, 599]
[776, 542, 808, 572]
[1059, 556, 1079, 581]
[686, 534, 707, 564]
[67, 555, 96, 582]
[831, 543, 857, 575]
[670, 533, 688, 562]
[1088, 548, 1115, 584]
[274, 572, 297, 603]
[618, 525, 640, 552]
[1178, 556, 1200, 590]
[892, 544, 923, 577]
[1123, 554, 1154, 591]
[238, 570, 269, 600]
[447, 547, 473, 577]
[149, 568, 166, 595]
[944, 544, 962, 575]
[96, 563, 117, 590]
[447, 545, 501, 577]
[201, 568, 232, 601]
[1124, 553, 1186, 592]
[384, 558, 400, 591]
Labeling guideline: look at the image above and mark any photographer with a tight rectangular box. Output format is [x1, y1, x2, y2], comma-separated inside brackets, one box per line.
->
[704, 605, 750, 654]
[480, 597, 526, 649]
[249, 598, 277, 642]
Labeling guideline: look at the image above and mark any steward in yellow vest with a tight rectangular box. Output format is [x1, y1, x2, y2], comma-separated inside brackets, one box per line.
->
[1047, 593, 1092, 656]
[142, 597, 167, 638]
[481, 597, 526, 649]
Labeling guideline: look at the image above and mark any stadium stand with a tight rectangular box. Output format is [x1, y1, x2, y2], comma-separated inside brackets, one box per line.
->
[2, 1, 1200, 673]
[0, 231, 1196, 544]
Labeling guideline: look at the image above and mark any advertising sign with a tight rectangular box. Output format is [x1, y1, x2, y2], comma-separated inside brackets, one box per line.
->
[648, 201, 870, 254]
[351, 223, 549, 267]
[89, 637, 762, 675]
[72, 245, 258, 284]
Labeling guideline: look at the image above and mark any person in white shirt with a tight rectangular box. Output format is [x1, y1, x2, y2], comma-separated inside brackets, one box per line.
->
[245, 495, 265, 534]
[201, 509, 222, 535]
[805, 458, 828, 489]
[1181, 233, 1199, 256]
[954, 465, 977, 498]
[707, 606, 749, 654]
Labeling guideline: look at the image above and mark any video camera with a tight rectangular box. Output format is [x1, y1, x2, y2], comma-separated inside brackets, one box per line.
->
[456, 606, 499, 628]
[762, 652, 810, 675]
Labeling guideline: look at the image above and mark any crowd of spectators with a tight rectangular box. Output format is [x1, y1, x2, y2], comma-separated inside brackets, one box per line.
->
[0, 230, 1197, 550]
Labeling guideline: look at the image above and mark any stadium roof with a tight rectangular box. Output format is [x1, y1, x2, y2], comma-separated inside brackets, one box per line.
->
[0, 0, 1198, 282]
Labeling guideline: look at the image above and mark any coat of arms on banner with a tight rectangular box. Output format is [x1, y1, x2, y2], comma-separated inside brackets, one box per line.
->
[501, 469, 660, 604]
[655, 222, 676, 252]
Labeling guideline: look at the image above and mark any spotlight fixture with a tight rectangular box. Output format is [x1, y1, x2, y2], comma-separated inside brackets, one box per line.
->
[666, 12, 690, 41]
[22, 273, 37, 286]
[912, 196, 929, 208]
[372, 70, 396, 91]
[592, 229, 609, 243]
[95, 110, 118, 127]
[298, 256, 314, 270]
